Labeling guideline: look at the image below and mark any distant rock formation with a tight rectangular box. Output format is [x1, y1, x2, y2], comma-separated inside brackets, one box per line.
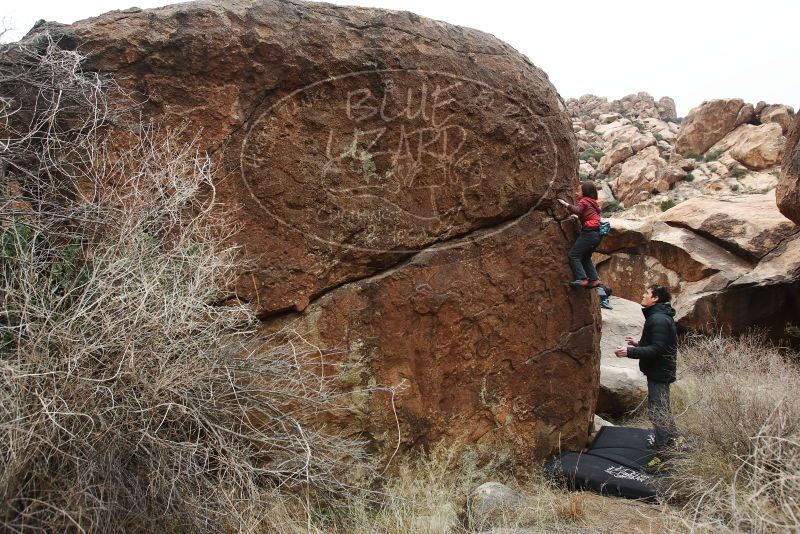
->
[674, 99, 754, 155]
[566, 92, 793, 217]
[597, 193, 800, 340]
[35, 0, 598, 464]
[778, 113, 800, 224]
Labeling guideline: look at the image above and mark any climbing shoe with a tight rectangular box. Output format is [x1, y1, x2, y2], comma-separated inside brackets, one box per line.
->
[589, 280, 603, 288]
[600, 299, 613, 310]
[569, 279, 590, 288]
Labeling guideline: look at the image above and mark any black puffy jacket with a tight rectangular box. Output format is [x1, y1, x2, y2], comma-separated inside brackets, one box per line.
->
[627, 302, 678, 383]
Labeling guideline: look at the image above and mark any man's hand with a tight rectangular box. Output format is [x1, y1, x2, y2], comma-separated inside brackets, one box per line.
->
[557, 198, 569, 207]
[614, 346, 628, 358]
[625, 336, 639, 347]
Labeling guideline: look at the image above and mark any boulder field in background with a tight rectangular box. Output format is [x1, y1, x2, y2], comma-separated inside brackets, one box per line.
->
[38, 0, 598, 464]
[597, 192, 800, 340]
[569, 92, 793, 214]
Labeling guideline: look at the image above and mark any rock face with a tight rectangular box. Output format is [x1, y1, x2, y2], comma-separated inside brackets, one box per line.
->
[598, 297, 647, 416]
[778, 113, 800, 224]
[760, 104, 794, 134]
[268, 212, 599, 462]
[597, 194, 800, 339]
[709, 123, 785, 171]
[610, 146, 668, 205]
[660, 194, 797, 262]
[41, 0, 596, 463]
[674, 99, 752, 156]
[657, 97, 678, 122]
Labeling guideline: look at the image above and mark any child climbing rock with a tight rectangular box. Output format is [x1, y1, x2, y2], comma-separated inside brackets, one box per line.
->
[558, 181, 603, 288]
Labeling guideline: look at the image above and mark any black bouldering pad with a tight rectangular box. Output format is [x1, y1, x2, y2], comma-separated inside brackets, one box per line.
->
[545, 426, 665, 501]
[546, 451, 660, 500]
[587, 426, 657, 470]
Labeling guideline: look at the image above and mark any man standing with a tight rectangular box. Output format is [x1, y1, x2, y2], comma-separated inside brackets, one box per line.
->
[614, 284, 679, 450]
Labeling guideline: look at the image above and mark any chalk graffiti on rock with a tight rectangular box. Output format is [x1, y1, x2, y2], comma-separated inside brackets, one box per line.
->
[239, 69, 559, 253]
[319, 80, 484, 222]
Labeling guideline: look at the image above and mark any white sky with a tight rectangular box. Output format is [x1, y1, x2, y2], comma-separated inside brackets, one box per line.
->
[2, 0, 798, 115]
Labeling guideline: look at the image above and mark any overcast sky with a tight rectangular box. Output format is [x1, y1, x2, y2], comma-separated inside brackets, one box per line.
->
[3, 0, 798, 115]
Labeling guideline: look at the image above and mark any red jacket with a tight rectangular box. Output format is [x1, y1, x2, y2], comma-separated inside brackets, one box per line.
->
[566, 197, 601, 229]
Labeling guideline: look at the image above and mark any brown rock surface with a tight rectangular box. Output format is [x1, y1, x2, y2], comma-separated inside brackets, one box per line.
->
[46, 0, 578, 317]
[596, 218, 653, 253]
[596, 252, 681, 302]
[657, 96, 678, 122]
[760, 104, 795, 135]
[681, 231, 800, 336]
[709, 123, 785, 171]
[38, 0, 596, 463]
[778, 113, 800, 224]
[646, 223, 750, 283]
[269, 211, 599, 462]
[660, 193, 797, 262]
[610, 146, 668, 205]
[674, 99, 750, 155]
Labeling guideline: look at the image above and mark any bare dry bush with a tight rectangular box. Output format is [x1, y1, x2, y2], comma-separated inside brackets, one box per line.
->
[1, 34, 384, 532]
[666, 333, 800, 533]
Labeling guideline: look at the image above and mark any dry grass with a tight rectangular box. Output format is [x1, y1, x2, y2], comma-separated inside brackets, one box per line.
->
[0, 33, 386, 532]
[664, 333, 800, 533]
[253, 443, 602, 533]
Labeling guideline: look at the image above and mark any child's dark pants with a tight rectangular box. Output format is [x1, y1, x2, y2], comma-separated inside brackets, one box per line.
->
[568, 229, 601, 281]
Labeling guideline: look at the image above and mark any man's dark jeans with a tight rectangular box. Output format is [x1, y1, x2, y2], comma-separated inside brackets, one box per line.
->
[568, 229, 601, 281]
[647, 379, 678, 449]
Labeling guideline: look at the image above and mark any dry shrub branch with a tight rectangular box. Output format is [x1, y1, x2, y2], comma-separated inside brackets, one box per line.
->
[667, 333, 800, 533]
[0, 34, 384, 533]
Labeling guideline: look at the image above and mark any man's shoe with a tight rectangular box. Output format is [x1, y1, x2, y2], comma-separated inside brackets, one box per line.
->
[589, 280, 602, 288]
[569, 279, 590, 288]
[600, 299, 613, 310]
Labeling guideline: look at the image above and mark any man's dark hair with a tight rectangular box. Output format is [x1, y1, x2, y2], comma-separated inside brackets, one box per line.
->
[581, 181, 598, 199]
[648, 284, 671, 303]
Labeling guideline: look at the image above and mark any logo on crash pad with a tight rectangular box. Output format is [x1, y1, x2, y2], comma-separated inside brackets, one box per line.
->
[240, 69, 560, 253]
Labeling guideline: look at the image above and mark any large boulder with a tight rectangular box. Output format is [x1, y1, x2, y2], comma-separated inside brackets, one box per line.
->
[597, 194, 800, 340]
[708, 123, 785, 171]
[610, 146, 668, 205]
[659, 193, 797, 262]
[759, 104, 795, 135]
[41, 0, 596, 464]
[596, 120, 656, 173]
[657, 96, 678, 122]
[597, 218, 653, 253]
[674, 99, 753, 155]
[777, 113, 800, 224]
[267, 212, 599, 462]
